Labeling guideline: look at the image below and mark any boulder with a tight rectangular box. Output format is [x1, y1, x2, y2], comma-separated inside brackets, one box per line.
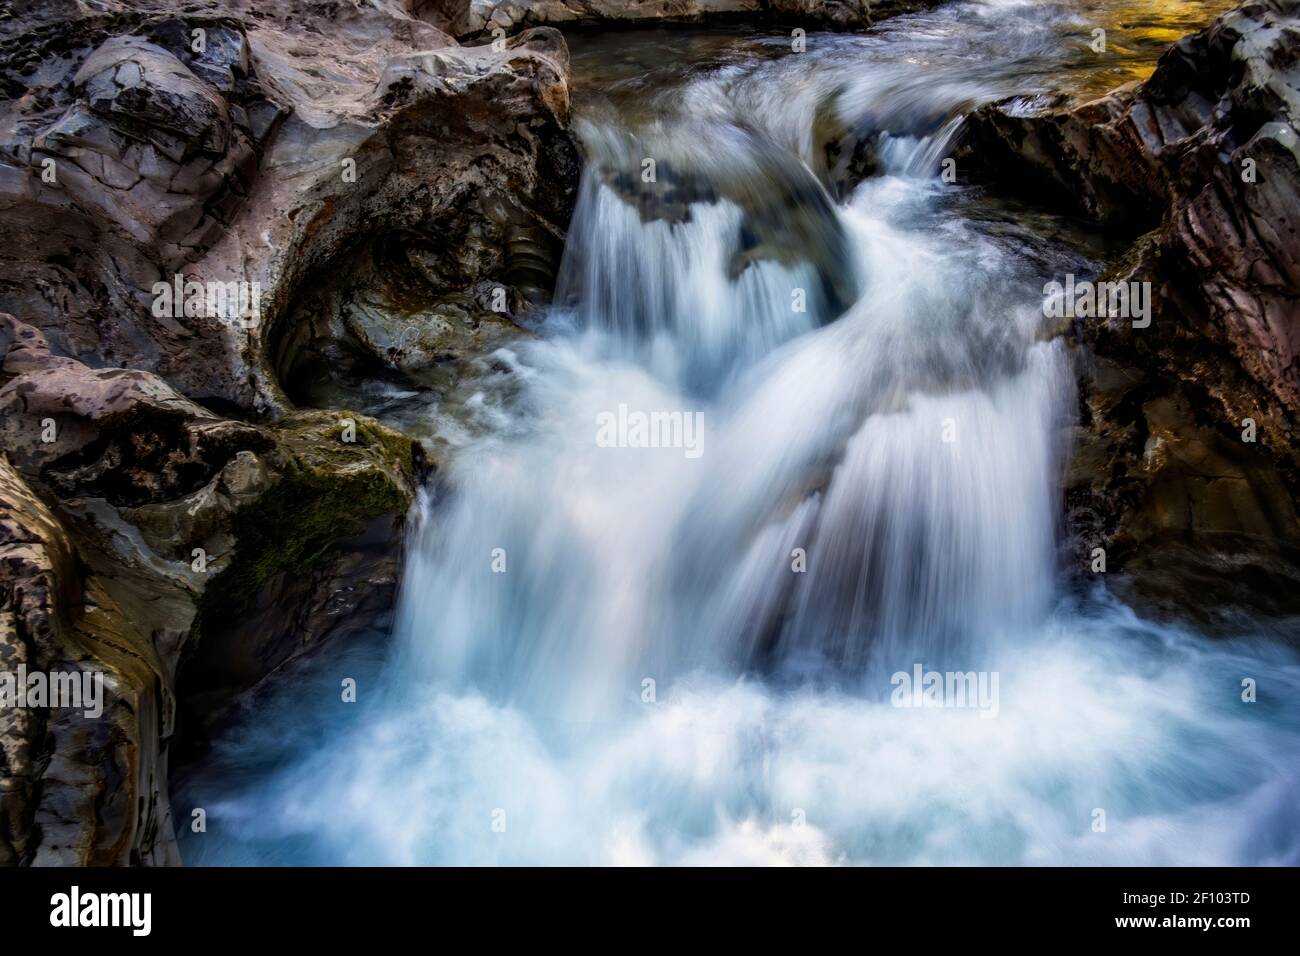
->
[0, 314, 421, 863]
[959, 0, 1300, 628]
[0, 0, 579, 412]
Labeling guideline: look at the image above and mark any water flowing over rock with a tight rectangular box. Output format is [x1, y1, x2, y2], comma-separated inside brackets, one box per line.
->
[172, 1, 1300, 868]
[5, 0, 1300, 870]
[0, 0, 574, 863]
[959, 0, 1300, 629]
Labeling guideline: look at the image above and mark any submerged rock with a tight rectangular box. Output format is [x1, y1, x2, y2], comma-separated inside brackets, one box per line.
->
[561, 120, 860, 325]
[959, 0, 1300, 630]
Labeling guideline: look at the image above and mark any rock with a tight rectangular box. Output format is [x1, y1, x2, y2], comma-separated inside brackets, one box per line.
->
[0, 0, 579, 412]
[274, 230, 539, 398]
[1066, 353, 1300, 635]
[175, 407, 422, 732]
[76, 36, 233, 155]
[0, 315, 421, 863]
[177, 514, 404, 731]
[558, 119, 860, 324]
[959, 0, 1300, 628]
[1, 450, 179, 866]
[0, 0, 581, 864]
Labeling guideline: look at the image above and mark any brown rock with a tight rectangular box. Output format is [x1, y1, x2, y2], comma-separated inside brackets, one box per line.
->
[961, 0, 1300, 626]
[0, 314, 420, 863]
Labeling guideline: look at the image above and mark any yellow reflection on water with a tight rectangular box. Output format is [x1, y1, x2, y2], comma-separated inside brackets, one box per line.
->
[1064, 0, 1242, 97]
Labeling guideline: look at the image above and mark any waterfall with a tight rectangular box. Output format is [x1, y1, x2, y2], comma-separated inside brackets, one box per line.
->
[179, 0, 1300, 867]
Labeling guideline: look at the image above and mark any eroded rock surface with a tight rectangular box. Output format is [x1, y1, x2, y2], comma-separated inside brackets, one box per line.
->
[0, 0, 583, 864]
[0, 314, 420, 863]
[1, 0, 579, 411]
[960, 0, 1300, 628]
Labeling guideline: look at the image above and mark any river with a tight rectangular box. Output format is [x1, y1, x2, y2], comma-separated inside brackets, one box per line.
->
[178, 0, 1300, 866]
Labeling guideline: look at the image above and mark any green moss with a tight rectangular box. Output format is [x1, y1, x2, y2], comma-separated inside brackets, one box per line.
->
[1100, 229, 1159, 285]
[194, 411, 416, 637]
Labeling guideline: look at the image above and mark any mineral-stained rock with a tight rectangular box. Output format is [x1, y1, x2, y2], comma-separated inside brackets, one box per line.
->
[0, 314, 421, 863]
[1, 445, 181, 866]
[959, 0, 1300, 627]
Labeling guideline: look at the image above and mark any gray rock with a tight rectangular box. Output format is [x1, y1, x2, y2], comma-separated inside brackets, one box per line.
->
[0, 0, 579, 412]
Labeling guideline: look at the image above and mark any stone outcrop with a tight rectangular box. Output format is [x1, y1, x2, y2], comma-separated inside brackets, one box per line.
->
[958, 0, 1300, 629]
[0, 0, 578, 864]
[0, 314, 420, 863]
[0, 0, 579, 412]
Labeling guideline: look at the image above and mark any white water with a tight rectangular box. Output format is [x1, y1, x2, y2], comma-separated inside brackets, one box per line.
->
[181, 1, 1300, 866]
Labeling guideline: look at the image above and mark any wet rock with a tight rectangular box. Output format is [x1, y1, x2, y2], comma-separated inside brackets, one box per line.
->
[562, 121, 860, 322]
[0, 315, 420, 863]
[1, 450, 180, 866]
[175, 409, 420, 733]
[0, 0, 582, 864]
[178, 514, 404, 730]
[275, 232, 540, 400]
[960, 0, 1300, 627]
[1065, 354, 1300, 635]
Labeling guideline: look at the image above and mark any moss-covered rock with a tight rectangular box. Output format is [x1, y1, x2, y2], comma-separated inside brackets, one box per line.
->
[194, 410, 418, 636]
[0, 315, 425, 863]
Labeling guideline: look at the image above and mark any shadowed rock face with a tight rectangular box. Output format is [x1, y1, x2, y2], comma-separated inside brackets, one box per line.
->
[0, 0, 576, 864]
[959, 0, 1300, 629]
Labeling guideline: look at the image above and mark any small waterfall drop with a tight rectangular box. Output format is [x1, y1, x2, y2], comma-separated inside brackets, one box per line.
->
[179, 0, 1300, 867]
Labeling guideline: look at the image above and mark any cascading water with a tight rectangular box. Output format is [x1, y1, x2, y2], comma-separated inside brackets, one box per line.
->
[179, 0, 1300, 865]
